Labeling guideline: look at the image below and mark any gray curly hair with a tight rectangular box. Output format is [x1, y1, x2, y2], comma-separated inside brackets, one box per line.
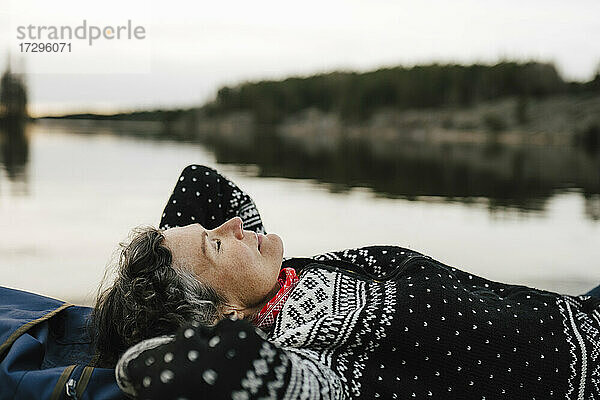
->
[90, 226, 226, 367]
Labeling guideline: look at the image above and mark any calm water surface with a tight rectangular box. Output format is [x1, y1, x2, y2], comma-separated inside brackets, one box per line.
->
[0, 121, 599, 304]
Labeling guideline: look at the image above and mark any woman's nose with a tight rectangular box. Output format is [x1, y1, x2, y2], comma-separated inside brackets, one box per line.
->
[217, 217, 244, 239]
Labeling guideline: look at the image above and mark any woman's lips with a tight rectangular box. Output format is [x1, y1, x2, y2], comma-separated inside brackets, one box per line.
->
[257, 232, 263, 251]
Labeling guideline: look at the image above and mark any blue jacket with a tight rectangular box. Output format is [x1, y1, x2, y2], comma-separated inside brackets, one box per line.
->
[0, 286, 123, 399]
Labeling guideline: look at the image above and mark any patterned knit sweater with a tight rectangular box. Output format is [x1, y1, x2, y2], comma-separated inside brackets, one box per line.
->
[117, 164, 600, 399]
[117, 246, 600, 399]
[276, 248, 600, 399]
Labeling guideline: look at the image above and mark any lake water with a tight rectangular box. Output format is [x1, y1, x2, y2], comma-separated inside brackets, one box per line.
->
[1, 120, 599, 305]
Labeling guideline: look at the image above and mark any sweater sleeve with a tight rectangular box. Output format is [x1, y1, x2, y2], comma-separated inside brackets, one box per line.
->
[116, 318, 346, 400]
[159, 164, 266, 233]
[309, 245, 427, 280]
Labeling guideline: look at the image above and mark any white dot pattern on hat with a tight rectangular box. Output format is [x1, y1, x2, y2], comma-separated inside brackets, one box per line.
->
[159, 165, 265, 234]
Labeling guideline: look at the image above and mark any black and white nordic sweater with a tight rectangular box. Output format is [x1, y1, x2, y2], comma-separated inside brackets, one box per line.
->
[117, 165, 600, 399]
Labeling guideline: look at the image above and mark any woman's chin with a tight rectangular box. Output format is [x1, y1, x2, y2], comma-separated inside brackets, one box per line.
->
[268, 233, 284, 259]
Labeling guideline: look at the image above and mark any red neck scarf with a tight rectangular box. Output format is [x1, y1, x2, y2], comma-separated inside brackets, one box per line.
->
[252, 267, 299, 330]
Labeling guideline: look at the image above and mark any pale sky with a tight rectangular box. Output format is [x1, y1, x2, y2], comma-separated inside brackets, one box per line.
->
[1, 0, 599, 116]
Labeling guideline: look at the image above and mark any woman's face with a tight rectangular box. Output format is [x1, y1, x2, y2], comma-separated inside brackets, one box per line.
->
[162, 217, 284, 317]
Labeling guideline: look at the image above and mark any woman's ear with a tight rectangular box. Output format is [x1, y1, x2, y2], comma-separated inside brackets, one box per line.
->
[222, 305, 244, 321]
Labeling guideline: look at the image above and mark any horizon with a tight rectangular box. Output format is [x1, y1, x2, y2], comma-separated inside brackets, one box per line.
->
[1, 0, 599, 117]
[29, 59, 598, 119]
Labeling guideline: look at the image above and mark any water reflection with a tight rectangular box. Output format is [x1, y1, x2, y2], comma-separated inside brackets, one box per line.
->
[8, 119, 600, 221]
[584, 194, 600, 221]
[205, 129, 600, 219]
[0, 118, 29, 195]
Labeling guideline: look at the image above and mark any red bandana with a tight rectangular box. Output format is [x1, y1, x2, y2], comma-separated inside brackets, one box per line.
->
[252, 267, 299, 330]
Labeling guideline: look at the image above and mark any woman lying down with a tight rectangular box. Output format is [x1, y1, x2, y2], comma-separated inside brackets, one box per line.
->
[91, 165, 600, 400]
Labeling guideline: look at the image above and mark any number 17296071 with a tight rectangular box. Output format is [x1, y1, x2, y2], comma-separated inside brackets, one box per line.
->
[19, 42, 72, 52]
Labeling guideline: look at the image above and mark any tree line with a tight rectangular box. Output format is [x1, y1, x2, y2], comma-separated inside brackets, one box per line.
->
[205, 61, 599, 123]
[45, 61, 600, 124]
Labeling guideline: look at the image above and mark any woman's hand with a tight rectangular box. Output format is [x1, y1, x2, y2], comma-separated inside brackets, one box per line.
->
[160, 165, 266, 234]
[116, 318, 287, 399]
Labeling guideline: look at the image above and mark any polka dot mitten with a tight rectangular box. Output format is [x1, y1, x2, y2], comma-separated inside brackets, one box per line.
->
[116, 318, 290, 399]
[159, 165, 266, 234]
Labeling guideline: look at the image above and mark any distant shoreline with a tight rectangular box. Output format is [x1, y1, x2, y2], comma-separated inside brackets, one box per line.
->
[37, 60, 600, 121]
[32, 61, 600, 155]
